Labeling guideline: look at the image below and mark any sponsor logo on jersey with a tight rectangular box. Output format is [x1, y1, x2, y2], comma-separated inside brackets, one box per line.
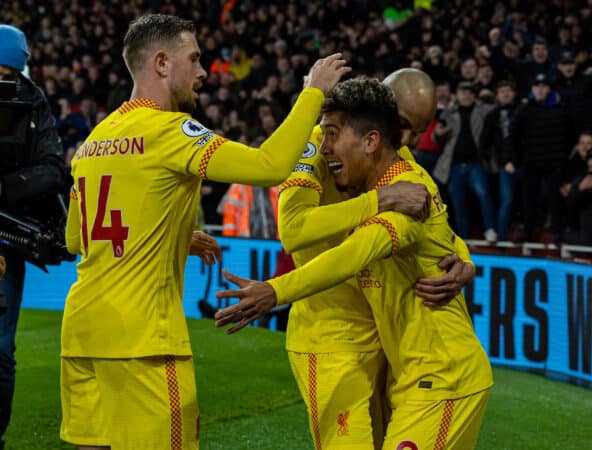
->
[293, 163, 314, 174]
[181, 119, 210, 138]
[196, 132, 216, 146]
[301, 141, 317, 158]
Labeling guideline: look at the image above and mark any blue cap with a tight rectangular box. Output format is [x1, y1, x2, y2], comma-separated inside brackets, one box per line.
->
[0, 25, 29, 72]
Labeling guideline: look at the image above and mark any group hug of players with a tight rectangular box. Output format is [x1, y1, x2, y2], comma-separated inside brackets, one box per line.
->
[62, 14, 490, 450]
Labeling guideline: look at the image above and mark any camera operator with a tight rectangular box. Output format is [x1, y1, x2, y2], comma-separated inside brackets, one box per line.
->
[0, 25, 67, 448]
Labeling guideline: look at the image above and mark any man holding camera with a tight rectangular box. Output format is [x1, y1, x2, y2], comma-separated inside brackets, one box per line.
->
[0, 24, 68, 448]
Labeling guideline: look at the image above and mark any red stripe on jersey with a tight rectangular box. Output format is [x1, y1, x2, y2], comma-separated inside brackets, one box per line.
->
[198, 137, 226, 179]
[166, 356, 183, 450]
[360, 217, 399, 254]
[308, 354, 323, 450]
[279, 178, 323, 195]
[433, 400, 455, 450]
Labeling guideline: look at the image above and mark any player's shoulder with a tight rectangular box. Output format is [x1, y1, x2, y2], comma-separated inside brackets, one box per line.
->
[291, 125, 326, 174]
[150, 112, 221, 148]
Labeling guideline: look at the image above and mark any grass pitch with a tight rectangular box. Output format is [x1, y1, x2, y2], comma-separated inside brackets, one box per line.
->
[5, 309, 591, 449]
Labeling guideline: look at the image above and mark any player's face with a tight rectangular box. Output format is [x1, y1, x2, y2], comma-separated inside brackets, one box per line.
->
[320, 112, 373, 191]
[169, 32, 207, 114]
[397, 101, 434, 148]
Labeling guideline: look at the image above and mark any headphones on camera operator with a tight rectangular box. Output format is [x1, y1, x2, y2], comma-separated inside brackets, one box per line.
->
[0, 79, 75, 272]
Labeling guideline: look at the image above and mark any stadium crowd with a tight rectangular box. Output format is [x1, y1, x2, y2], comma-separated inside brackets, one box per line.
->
[4, 0, 592, 245]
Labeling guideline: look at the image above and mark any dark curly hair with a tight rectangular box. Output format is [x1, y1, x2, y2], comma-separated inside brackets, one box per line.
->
[321, 77, 401, 150]
[123, 14, 196, 74]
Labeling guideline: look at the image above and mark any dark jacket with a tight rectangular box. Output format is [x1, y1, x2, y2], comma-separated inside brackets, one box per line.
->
[480, 103, 518, 172]
[0, 74, 67, 221]
[555, 72, 592, 145]
[567, 174, 592, 245]
[506, 92, 569, 168]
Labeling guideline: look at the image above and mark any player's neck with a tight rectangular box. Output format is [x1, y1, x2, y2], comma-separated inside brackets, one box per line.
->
[365, 149, 402, 191]
[129, 81, 172, 111]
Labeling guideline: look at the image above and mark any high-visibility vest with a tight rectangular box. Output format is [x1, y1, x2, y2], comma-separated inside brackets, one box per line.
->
[221, 184, 279, 238]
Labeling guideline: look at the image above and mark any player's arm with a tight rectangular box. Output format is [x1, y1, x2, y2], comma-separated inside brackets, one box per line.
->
[215, 212, 421, 333]
[415, 235, 476, 306]
[280, 181, 429, 252]
[65, 184, 81, 255]
[199, 55, 350, 186]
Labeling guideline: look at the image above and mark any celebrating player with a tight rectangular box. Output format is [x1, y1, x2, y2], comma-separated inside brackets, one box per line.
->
[60, 14, 349, 450]
[249, 68, 475, 449]
[215, 78, 492, 449]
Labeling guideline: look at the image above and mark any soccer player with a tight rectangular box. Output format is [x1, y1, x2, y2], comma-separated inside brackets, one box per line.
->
[269, 69, 476, 450]
[61, 14, 349, 450]
[215, 78, 492, 449]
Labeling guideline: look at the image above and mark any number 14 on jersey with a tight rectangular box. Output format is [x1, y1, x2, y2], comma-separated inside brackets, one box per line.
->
[78, 175, 130, 258]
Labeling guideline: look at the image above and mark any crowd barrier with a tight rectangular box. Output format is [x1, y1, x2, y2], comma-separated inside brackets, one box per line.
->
[23, 236, 592, 387]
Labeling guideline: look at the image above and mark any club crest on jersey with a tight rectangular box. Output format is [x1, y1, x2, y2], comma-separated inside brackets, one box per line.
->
[301, 142, 317, 159]
[181, 119, 209, 138]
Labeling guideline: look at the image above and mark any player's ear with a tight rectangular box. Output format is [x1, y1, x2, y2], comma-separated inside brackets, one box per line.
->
[154, 50, 169, 77]
[364, 130, 380, 155]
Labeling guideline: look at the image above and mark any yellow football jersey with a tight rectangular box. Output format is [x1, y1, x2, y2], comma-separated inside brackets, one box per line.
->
[269, 159, 491, 400]
[63, 88, 325, 358]
[279, 126, 380, 352]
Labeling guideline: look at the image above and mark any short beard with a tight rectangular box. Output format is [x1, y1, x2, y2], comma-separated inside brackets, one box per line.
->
[178, 98, 197, 115]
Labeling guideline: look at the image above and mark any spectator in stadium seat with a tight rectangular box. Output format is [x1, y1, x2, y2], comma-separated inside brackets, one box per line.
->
[215, 76, 491, 450]
[60, 13, 350, 450]
[555, 51, 592, 146]
[412, 79, 451, 175]
[507, 73, 570, 242]
[433, 81, 497, 242]
[480, 80, 520, 241]
[566, 149, 592, 245]
[516, 37, 557, 98]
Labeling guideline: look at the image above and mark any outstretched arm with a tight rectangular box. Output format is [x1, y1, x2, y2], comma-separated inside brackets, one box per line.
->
[215, 220, 395, 334]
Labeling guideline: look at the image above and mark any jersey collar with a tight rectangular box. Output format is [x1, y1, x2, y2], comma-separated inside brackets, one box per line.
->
[373, 160, 414, 189]
[117, 98, 161, 114]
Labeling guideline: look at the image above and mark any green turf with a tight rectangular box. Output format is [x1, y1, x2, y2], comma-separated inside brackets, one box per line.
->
[5, 309, 592, 449]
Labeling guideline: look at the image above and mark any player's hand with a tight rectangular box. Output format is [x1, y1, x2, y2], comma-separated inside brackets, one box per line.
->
[415, 254, 475, 307]
[214, 269, 278, 334]
[189, 231, 222, 265]
[377, 181, 431, 221]
[0, 256, 5, 279]
[304, 53, 351, 96]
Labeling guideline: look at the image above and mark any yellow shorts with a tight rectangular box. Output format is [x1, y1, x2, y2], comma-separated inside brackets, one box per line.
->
[383, 389, 490, 450]
[289, 350, 387, 450]
[60, 355, 199, 450]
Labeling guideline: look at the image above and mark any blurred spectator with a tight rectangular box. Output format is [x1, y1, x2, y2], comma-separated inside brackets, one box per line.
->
[550, 26, 576, 64]
[433, 82, 497, 241]
[508, 73, 570, 242]
[220, 185, 279, 239]
[481, 81, 520, 241]
[516, 37, 557, 98]
[555, 51, 592, 145]
[566, 149, 592, 245]
[561, 131, 592, 198]
[414, 79, 451, 175]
